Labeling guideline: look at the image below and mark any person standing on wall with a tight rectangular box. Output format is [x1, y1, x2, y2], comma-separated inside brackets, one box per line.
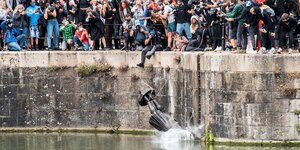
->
[159, 0, 176, 51]
[44, 1, 60, 50]
[26, 0, 43, 50]
[13, 4, 28, 49]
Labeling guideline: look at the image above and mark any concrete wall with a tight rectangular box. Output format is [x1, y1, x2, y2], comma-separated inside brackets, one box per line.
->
[200, 53, 300, 141]
[0, 51, 199, 130]
[1, 51, 300, 141]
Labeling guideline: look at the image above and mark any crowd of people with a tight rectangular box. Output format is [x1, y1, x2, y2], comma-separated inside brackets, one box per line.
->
[0, 0, 299, 66]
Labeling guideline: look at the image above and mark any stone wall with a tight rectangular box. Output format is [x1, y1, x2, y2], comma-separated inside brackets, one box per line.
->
[0, 51, 199, 130]
[1, 51, 300, 141]
[200, 53, 300, 141]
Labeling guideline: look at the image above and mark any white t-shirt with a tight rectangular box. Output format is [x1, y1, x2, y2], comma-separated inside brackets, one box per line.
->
[164, 5, 175, 23]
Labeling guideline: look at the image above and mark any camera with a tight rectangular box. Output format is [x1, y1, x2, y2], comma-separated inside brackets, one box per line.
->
[48, 4, 56, 13]
[128, 25, 132, 30]
[136, 25, 141, 31]
[7, 19, 13, 27]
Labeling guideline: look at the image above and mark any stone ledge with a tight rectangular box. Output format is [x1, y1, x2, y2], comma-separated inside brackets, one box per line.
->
[213, 137, 300, 146]
[0, 127, 156, 135]
[0, 51, 200, 71]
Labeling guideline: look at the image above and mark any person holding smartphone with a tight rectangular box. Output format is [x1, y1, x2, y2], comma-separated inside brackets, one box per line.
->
[26, 0, 43, 50]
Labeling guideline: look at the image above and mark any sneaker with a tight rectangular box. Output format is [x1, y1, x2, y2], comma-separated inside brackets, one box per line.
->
[146, 55, 152, 59]
[288, 48, 293, 54]
[89, 46, 94, 51]
[247, 49, 257, 54]
[163, 47, 171, 51]
[137, 63, 144, 68]
[53, 47, 60, 50]
[268, 47, 276, 54]
[277, 48, 283, 54]
[214, 46, 222, 51]
[121, 46, 128, 51]
[259, 47, 267, 54]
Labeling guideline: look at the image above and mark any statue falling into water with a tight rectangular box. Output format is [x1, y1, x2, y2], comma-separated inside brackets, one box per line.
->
[139, 89, 202, 140]
[139, 90, 180, 131]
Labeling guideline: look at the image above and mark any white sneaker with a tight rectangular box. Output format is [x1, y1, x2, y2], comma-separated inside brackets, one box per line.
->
[214, 46, 222, 51]
[247, 49, 257, 54]
[288, 48, 293, 54]
[260, 47, 267, 54]
[269, 47, 276, 54]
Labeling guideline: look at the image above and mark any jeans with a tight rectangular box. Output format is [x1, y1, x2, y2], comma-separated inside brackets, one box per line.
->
[248, 25, 260, 50]
[7, 34, 26, 51]
[237, 23, 248, 50]
[279, 27, 296, 49]
[141, 45, 153, 64]
[47, 19, 60, 49]
[16, 27, 28, 45]
[8, 42, 21, 51]
[261, 31, 275, 49]
[74, 35, 89, 51]
[16, 34, 26, 48]
[176, 23, 192, 40]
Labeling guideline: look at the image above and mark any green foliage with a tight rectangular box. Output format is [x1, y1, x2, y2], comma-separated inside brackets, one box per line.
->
[118, 64, 129, 73]
[76, 63, 113, 77]
[49, 65, 66, 72]
[295, 124, 300, 133]
[204, 126, 214, 144]
[283, 85, 297, 97]
[131, 74, 140, 82]
[145, 64, 154, 72]
[293, 109, 300, 116]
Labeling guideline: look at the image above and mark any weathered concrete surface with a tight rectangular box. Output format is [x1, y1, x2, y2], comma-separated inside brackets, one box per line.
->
[200, 53, 300, 141]
[0, 51, 200, 132]
[1, 51, 300, 142]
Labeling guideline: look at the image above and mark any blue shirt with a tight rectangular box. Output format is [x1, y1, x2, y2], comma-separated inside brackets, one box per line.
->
[26, 5, 42, 26]
[1, 21, 21, 43]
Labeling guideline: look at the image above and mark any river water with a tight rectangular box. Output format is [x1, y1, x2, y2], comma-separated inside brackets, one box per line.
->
[0, 133, 297, 150]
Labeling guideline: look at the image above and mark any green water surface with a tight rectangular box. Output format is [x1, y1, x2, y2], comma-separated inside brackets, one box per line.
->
[0, 133, 298, 150]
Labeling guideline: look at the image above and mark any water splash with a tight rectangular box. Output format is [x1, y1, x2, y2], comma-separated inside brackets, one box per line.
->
[152, 127, 203, 150]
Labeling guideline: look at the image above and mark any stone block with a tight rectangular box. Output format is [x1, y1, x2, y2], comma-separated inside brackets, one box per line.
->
[269, 112, 298, 127]
[289, 99, 300, 113]
[0, 99, 10, 116]
[246, 126, 271, 140]
[60, 77, 76, 93]
[3, 85, 17, 98]
[138, 110, 152, 129]
[117, 110, 139, 128]
[0, 53, 20, 68]
[229, 54, 275, 72]
[49, 51, 77, 67]
[225, 72, 255, 91]
[295, 78, 300, 89]
[297, 90, 300, 99]
[275, 55, 300, 73]
[255, 73, 275, 91]
[254, 92, 272, 103]
[209, 72, 225, 90]
[200, 54, 230, 72]
[245, 104, 267, 126]
[114, 94, 129, 110]
[266, 100, 289, 113]
[271, 126, 298, 140]
[19, 52, 49, 67]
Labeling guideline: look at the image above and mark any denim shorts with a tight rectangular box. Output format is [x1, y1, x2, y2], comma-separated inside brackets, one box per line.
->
[167, 22, 176, 33]
[30, 26, 39, 38]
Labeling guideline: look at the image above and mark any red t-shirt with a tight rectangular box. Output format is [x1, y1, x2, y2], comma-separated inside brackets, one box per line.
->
[75, 29, 89, 43]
